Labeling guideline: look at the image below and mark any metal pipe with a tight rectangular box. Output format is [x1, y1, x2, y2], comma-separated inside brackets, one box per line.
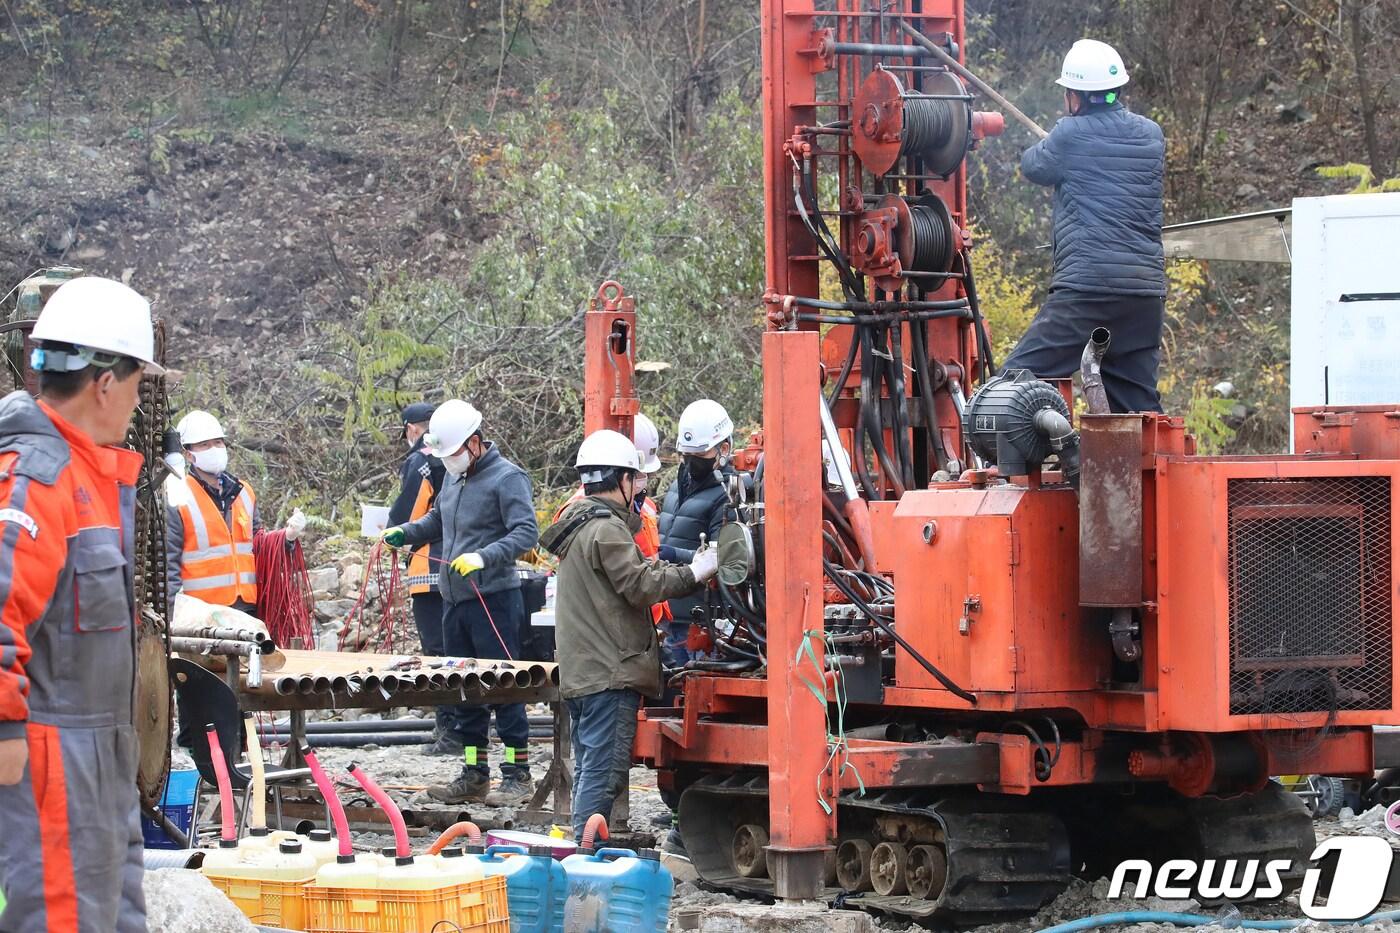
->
[169, 636, 257, 656]
[1081, 327, 1112, 415]
[260, 732, 434, 748]
[143, 848, 203, 870]
[896, 21, 1049, 140]
[828, 40, 930, 58]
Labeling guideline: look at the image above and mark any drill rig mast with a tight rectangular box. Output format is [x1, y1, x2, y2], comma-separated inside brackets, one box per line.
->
[582, 0, 1398, 922]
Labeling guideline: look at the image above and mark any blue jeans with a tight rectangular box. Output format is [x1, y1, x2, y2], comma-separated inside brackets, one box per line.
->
[442, 588, 531, 779]
[566, 689, 641, 841]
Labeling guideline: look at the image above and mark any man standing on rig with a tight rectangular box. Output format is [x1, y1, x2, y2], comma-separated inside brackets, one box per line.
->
[0, 276, 163, 932]
[1001, 38, 1167, 413]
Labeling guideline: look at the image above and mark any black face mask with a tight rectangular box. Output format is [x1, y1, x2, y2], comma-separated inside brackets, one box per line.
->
[685, 455, 716, 481]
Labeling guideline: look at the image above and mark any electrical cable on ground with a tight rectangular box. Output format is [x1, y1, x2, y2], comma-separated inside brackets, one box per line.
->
[1034, 909, 1400, 933]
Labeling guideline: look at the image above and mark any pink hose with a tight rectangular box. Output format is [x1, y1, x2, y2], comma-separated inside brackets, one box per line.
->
[348, 762, 410, 859]
[580, 813, 610, 849]
[204, 723, 237, 843]
[303, 747, 354, 858]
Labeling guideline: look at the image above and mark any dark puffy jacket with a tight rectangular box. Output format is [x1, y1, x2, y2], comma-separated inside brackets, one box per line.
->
[1021, 104, 1166, 297]
[658, 467, 732, 624]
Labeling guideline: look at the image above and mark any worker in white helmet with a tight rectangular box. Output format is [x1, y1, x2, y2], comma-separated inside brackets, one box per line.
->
[539, 430, 716, 841]
[657, 399, 736, 663]
[0, 275, 162, 931]
[164, 410, 305, 613]
[552, 413, 671, 629]
[1002, 38, 1167, 414]
[383, 399, 539, 805]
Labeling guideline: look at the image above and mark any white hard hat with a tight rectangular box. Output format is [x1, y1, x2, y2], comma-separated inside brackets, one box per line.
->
[176, 410, 225, 446]
[423, 399, 483, 458]
[632, 413, 662, 473]
[1056, 39, 1129, 91]
[30, 276, 165, 376]
[576, 429, 640, 483]
[676, 399, 733, 455]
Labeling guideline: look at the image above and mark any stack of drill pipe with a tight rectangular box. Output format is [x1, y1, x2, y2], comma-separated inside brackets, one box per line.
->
[254, 715, 555, 747]
[212, 648, 559, 703]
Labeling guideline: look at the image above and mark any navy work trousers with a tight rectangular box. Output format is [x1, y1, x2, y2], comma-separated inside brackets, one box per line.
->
[441, 588, 530, 779]
[1000, 289, 1166, 414]
[411, 591, 448, 737]
[566, 688, 641, 841]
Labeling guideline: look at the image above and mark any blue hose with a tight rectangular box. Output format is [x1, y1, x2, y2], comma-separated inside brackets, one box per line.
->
[1035, 909, 1400, 933]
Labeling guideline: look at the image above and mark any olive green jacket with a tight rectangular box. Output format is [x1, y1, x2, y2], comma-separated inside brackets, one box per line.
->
[540, 496, 701, 698]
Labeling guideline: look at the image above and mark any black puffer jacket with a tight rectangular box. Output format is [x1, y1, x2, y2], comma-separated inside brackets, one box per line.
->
[659, 466, 733, 624]
[1021, 104, 1166, 297]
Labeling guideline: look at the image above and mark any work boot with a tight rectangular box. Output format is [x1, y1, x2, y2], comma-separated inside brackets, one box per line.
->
[420, 734, 466, 757]
[427, 769, 490, 804]
[483, 773, 535, 808]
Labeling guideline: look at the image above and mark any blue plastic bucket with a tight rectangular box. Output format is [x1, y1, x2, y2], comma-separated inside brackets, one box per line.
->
[141, 769, 199, 849]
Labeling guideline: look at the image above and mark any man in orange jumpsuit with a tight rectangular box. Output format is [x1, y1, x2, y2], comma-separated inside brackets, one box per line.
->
[0, 276, 163, 932]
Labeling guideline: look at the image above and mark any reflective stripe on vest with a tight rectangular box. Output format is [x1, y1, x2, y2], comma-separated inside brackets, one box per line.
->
[406, 471, 438, 597]
[178, 474, 258, 607]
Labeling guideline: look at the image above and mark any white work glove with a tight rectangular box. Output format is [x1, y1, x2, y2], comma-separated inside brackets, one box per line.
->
[689, 546, 718, 583]
[285, 508, 307, 542]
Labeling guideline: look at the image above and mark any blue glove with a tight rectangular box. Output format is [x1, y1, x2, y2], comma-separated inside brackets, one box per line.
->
[658, 545, 679, 563]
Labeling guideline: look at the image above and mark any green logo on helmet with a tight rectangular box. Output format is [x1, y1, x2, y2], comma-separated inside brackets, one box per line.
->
[1109, 65, 1119, 75]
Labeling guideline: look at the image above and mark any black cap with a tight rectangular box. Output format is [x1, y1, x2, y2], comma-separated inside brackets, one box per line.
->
[528, 845, 553, 858]
[465, 844, 485, 855]
[441, 847, 464, 858]
[639, 848, 661, 861]
[395, 855, 415, 866]
[279, 840, 303, 854]
[401, 402, 434, 437]
[248, 827, 269, 837]
[336, 854, 356, 864]
[309, 829, 332, 842]
[218, 839, 239, 849]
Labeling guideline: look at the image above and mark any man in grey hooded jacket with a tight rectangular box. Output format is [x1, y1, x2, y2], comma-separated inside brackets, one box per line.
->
[385, 399, 539, 806]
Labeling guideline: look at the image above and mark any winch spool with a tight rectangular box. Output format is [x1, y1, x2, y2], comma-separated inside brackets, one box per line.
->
[854, 192, 959, 293]
[853, 68, 971, 177]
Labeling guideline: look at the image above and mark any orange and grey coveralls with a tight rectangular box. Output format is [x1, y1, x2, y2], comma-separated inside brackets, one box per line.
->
[0, 391, 146, 932]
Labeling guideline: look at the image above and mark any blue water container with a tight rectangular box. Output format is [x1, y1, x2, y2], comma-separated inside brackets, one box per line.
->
[561, 847, 673, 933]
[141, 769, 199, 849]
[480, 844, 566, 933]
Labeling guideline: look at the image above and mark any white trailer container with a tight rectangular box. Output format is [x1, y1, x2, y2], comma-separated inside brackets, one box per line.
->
[1290, 193, 1400, 413]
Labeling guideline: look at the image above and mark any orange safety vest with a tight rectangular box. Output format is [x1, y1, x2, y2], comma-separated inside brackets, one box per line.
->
[175, 473, 257, 607]
[405, 475, 438, 596]
[557, 488, 671, 624]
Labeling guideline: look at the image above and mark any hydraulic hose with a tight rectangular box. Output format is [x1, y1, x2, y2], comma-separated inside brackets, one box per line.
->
[428, 821, 483, 854]
[348, 762, 411, 860]
[302, 746, 354, 858]
[1035, 910, 1400, 933]
[823, 558, 976, 704]
[204, 723, 237, 844]
[580, 812, 610, 849]
[242, 714, 266, 832]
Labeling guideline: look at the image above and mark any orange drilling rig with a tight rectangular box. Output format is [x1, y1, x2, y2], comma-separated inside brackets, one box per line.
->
[580, 0, 1400, 923]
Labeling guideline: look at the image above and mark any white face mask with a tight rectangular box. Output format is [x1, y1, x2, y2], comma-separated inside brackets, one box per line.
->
[192, 446, 228, 476]
[441, 447, 473, 476]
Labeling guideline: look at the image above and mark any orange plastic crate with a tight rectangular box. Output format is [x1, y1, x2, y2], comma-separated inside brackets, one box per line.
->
[305, 874, 510, 933]
[206, 874, 310, 930]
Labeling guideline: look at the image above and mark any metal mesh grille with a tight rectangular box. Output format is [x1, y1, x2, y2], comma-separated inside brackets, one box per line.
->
[1227, 476, 1392, 715]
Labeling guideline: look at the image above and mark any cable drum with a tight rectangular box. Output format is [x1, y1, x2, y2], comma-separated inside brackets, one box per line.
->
[854, 68, 971, 177]
[907, 196, 956, 275]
